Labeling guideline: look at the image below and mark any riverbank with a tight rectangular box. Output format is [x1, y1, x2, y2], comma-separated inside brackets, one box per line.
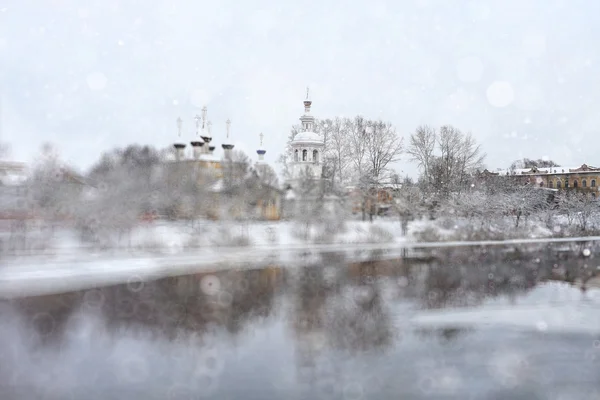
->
[2, 232, 600, 298]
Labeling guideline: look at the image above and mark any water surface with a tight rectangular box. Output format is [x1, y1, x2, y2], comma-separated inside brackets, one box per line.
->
[2, 247, 600, 399]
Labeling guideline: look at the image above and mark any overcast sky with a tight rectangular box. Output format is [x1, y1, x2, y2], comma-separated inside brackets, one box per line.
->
[1, 0, 599, 178]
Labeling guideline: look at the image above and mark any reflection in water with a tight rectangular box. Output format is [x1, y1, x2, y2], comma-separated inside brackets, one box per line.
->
[326, 263, 393, 352]
[10, 267, 282, 341]
[289, 266, 334, 394]
[1, 245, 599, 399]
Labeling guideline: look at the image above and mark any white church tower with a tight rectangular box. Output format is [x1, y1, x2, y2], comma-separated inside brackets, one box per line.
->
[288, 90, 324, 185]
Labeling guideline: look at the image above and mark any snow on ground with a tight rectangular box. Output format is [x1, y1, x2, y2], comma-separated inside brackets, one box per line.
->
[2, 219, 407, 258]
[3, 218, 600, 299]
[127, 219, 406, 249]
[407, 216, 554, 242]
[411, 281, 600, 334]
[0, 219, 409, 297]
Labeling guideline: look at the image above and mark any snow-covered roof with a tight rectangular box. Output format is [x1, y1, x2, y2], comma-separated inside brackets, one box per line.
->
[292, 131, 323, 145]
[0, 161, 27, 171]
[379, 182, 403, 190]
[496, 165, 599, 176]
[0, 161, 29, 186]
[198, 153, 221, 162]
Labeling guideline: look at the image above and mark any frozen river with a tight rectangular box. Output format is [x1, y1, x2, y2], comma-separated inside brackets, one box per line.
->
[1, 244, 600, 399]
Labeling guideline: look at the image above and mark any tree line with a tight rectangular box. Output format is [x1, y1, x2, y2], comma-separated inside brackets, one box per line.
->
[9, 113, 592, 253]
[16, 143, 281, 249]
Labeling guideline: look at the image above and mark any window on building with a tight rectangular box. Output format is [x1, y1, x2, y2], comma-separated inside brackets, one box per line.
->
[556, 181, 561, 188]
[548, 181, 553, 188]
[294, 149, 298, 162]
[592, 179, 597, 187]
[583, 179, 587, 187]
[565, 181, 569, 188]
[302, 149, 307, 161]
[574, 180, 578, 188]
[313, 150, 319, 163]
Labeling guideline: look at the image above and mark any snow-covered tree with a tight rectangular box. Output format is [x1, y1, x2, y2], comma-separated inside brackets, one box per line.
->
[78, 144, 185, 246]
[390, 176, 422, 234]
[407, 125, 485, 199]
[557, 191, 577, 226]
[256, 163, 279, 188]
[363, 119, 403, 183]
[558, 191, 598, 231]
[28, 143, 83, 219]
[346, 117, 403, 220]
[321, 117, 352, 185]
[510, 158, 560, 170]
[497, 185, 549, 228]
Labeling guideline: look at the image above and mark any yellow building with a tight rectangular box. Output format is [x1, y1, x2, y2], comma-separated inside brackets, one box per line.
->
[489, 163, 600, 198]
[167, 110, 282, 220]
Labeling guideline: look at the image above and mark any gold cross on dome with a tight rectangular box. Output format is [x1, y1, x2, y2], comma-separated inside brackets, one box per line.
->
[201, 106, 207, 129]
[259, 132, 264, 147]
[176, 117, 182, 137]
[194, 114, 201, 134]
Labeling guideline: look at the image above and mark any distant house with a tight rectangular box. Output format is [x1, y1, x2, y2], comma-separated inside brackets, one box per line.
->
[345, 184, 400, 216]
[245, 169, 283, 221]
[165, 154, 283, 221]
[0, 161, 29, 219]
[165, 106, 286, 221]
[0, 161, 33, 239]
[0, 160, 28, 187]
[485, 163, 600, 198]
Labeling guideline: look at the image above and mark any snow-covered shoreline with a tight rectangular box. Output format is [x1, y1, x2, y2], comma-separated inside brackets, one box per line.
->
[2, 219, 600, 298]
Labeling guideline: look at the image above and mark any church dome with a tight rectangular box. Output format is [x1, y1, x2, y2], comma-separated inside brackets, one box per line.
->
[292, 131, 323, 145]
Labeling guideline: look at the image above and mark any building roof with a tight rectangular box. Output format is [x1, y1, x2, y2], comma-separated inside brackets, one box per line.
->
[198, 153, 221, 162]
[496, 164, 600, 176]
[292, 131, 323, 145]
[0, 161, 28, 186]
[0, 161, 27, 172]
